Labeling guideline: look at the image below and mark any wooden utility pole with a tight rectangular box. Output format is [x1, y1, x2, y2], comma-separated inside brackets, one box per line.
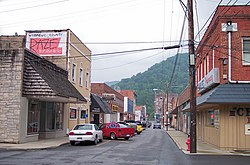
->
[187, 0, 197, 153]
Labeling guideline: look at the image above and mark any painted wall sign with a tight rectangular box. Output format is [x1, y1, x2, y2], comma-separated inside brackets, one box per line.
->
[198, 68, 220, 93]
[229, 107, 250, 116]
[26, 31, 67, 56]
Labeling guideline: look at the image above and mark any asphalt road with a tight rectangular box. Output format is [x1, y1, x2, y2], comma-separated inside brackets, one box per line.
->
[0, 128, 250, 165]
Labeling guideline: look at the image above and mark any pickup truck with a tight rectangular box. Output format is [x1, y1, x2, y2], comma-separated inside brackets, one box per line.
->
[99, 122, 135, 140]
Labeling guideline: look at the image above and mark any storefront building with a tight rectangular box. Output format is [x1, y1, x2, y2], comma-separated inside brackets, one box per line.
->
[184, 6, 250, 151]
[25, 29, 91, 132]
[90, 94, 113, 126]
[0, 36, 86, 143]
[91, 83, 124, 122]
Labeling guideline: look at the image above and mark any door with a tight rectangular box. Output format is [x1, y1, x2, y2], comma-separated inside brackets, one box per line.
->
[94, 114, 100, 126]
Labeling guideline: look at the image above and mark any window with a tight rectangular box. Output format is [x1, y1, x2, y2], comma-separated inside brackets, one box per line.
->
[27, 102, 39, 135]
[243, 38, 250, 65]
[55, 103, 64, 130]
[207, 110, 214, 126]
[80, 110, 86, 119]
[85, 71, 89, 88]
[72, 64, 76, 82]
[70, 108, 77, 119]
[79, 68, 83, 86]
[204, 58, 206, 75]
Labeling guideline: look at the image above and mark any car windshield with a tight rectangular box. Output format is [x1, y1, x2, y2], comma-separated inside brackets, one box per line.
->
[119, 124, 128, 128]
[74, 125, 92, 130]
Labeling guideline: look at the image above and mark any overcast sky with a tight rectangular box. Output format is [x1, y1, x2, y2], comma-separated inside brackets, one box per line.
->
[0, 0, 247, 82]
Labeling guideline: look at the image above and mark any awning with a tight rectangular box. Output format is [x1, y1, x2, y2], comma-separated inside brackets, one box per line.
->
[90, 94, 113, 114]
[183, 83, 250, 111]
[22, 49, 87, 103]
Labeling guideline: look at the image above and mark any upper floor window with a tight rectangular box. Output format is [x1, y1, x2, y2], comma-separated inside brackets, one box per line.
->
[79, 68, 83, 86]
[85, 71, 89, 88]
[242, 38, 250, 65]
[72, 64, 76, 82]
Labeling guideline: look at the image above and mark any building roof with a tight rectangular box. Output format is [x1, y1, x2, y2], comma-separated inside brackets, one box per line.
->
[183, 83, 250, 111]
[90, 94, 113, 114]
[119, 90, 137, 100]
[22, 49, 86, 102]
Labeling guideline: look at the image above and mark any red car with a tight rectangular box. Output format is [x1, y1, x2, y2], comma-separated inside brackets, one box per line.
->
[99, 122, 135, 140]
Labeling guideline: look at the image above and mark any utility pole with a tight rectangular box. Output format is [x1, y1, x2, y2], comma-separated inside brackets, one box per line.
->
[166, 82, 168, 131]
[187, 0, 197, 153]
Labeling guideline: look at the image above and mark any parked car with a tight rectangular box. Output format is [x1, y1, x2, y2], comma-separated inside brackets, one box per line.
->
[99, 122, 135, 140]
[148, 121, 152, 128]
[153, 123, 161, 129]
[125, 120, 143, 134]
[69, 124, 103, 145]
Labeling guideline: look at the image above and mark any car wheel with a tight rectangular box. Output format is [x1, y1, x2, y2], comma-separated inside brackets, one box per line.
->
[110, 132, 116, 140]
[70, 141, 75, 146]
[137, 131, 141, 135]
[125, 137, 129, 140]
[99, 136, 103, 143]
[93, 136, 98, 145]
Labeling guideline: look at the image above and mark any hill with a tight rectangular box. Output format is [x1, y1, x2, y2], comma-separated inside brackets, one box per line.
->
[112, 53, 189, 118]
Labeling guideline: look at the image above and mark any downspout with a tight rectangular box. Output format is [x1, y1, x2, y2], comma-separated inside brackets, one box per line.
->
[226, 21, 250, 83]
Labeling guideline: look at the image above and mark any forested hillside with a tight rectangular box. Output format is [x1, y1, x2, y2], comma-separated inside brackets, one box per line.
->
[112, 53, 189, 118]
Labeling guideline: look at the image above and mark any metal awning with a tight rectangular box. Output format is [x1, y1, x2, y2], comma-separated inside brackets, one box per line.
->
[90, 94, 113, 114]
[183, 83, 250, 111]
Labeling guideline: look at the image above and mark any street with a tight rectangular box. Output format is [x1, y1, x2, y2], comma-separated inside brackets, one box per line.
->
[0, 128, 250, 165]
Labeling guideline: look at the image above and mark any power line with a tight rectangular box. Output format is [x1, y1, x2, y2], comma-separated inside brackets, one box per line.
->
[168, 0, 188, 90]
[0, 0, 69, 13]
[92, 51, 164, 70]
[194, 0, 223, 40]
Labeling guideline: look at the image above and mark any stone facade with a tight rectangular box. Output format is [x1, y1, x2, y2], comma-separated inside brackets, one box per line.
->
[0, 49, 24, 143]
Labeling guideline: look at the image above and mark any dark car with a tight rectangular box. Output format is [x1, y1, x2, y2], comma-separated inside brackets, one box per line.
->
[153, 123, 161, 129]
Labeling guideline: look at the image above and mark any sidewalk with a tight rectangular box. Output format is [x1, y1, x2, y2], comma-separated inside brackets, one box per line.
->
[0, 136, 69, 150]
[166, 128, 250, 156]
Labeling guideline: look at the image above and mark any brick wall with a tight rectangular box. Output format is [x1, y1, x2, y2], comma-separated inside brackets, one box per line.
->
[0, 40, 24, 143]
[196, 6, 250, 86]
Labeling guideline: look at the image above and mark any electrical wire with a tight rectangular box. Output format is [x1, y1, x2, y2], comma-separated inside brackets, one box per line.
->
[194, 0, 223, 40]
[0, 0, 69, 13]
[168, 1, 188, 90]
[92, 50, 164, 70]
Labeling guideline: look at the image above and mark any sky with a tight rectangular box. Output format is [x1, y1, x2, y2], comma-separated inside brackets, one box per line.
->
[0, 0, 247, 82]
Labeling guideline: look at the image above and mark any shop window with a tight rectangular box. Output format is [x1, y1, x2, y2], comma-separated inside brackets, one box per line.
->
[80, 110, 87, 119]
[70, 108, 77, 119]
[243, 38, 250, 65]
[207, 110, 215, 126]
[27, 102, 39, 135]
[55, 103, 64, 130]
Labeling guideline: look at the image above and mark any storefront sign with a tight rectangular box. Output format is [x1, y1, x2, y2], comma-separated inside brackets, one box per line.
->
[26, 31, 67, 56]
[229, 107, 250, 116]
[198, 68, 220, 93]
[92, 107, 101, 113]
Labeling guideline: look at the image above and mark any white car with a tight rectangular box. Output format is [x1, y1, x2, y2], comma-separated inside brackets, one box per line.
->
[69, 124, 103, 145]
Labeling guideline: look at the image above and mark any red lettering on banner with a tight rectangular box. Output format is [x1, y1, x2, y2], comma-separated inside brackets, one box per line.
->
[205, 75, 213, 84]
[30, 38, 62, 55]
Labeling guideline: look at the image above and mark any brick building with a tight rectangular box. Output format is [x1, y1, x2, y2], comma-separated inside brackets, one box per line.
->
[91, 83, 124, 123]
[0, 36, 85, 143]
[119, 90, 137, 120]
[184, 6, 250, 151]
